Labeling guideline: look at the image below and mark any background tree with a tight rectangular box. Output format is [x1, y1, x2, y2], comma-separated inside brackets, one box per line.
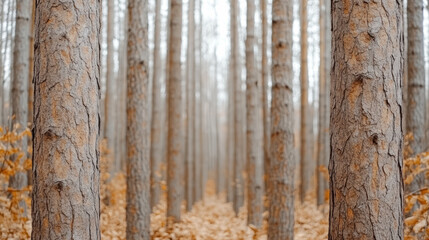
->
[329, 0, 404, 237]
[32, 0, 101, 238]
[125, 0, 150, 238]
[166, 0, 183, 224]
[267, 0, 295, 238]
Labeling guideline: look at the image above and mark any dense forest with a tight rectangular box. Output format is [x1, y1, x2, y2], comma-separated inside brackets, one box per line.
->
[0, 0, 428, 239]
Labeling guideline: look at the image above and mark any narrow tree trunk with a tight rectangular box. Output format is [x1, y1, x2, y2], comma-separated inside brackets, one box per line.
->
[125, 0, 150, 238]
[198, 0, 205, 200]
[230, 0, 244, 215]
[226, 60, 234, 203]
[329, 0, 404, 238]
[150, 0, 163, 210]
[32, 1, 101, 238]
[260, 0, 270, 207]
[267, 0, 295, 238]
[0, 0, 5, 127]
[246, 0, 263, 228]
[185, 0, 195, 211]
[166, 0, 183, 224]
[299, 0, 310, 202]
[406, 0, 425, 193]
[316, 0, 330, 206]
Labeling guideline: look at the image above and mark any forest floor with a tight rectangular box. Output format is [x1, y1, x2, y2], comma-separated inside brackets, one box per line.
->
[101, 174, 329, 240]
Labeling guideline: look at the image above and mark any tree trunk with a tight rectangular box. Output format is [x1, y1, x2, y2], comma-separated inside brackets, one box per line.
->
[299, 0, 310, 202]
[125, 0, 150, 238]
[405, 0, 425, 193]
[150, 0, 163, 210]
[267, 0, 295, 238]
[260, 0, 270, 208]
[105, 0, 117, 174]
[329, 0, 404, 238]
[166, 0, 183, 224]
[230, 0, 244, 215]
[316, 0, 330, 206]
[185, 0, 195, 212]
[0, 0, 5, 127]
[246, 0, 263, 228]
[226, 60, 234, 203]
[32, 1, 101, 238]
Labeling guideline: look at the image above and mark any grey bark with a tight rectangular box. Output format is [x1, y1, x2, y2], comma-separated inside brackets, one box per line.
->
[166, 0, 183, 224]
[329, 0, 404, 238]
[267, 0, 295, 238]
[246, 0, 263, 228]
[150, 0, 163, 209]
[32, 0, 101, 239]
[125, 0, 150, 238]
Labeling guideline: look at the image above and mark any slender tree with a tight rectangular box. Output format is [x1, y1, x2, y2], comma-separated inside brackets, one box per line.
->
[406, 0, 425, 193]
[125, 0, 150, 238]
[316, 0, 330, 206]
[267, 0, 295, 238]
[9, 0, 33, 190]
[246, 0, 263, 228]
[329, 0, 404, 238]
[166, 0, 183, 223]
[185, 0, 195, 211]
[150, 0, 163, 209]
[32, 0, 101, 238]
[299, 0, 310, 202]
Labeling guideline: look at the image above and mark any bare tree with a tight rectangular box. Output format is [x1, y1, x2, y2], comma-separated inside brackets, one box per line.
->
[166, 0, 183, 224]
[32, 1, 101, 238]
[267, 0, 295, 238]
[329, 0, 404, 238]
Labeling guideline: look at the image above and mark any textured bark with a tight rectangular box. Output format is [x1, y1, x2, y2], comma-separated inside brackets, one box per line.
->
[231, 0, 244, 215]
[125, 0, 150, 238]
[267, 0, 295, 238]
[185, 0, 195, 211]
[0, 0, 4, 127]
[299, 0, 310, 202]
[166, 0, 183, 223]
[32, 0, 101, 239]
[329, 0, 404, 238]
[260, 0, 270, 204]
[150, 0, 163, 210]
[405, 0, 425, 193]
[104, 0, 117, 173]
[316, 0, 330, 206]
[9, 0, 33, 190]
[226, 61, 234, 203]
[246, 0, 263, 228]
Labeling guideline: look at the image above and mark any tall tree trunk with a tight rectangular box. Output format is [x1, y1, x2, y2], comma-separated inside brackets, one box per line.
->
[329, 0, 404, 238]
[166, 0, 183, 224]
[125, 0, 150, 238]
[299, 0, 310, 202]
[226, 60, 234, 203]
[406, 0, 425, 193]
[230, 0, 244, 215]
[246, 0, 263, 228]
[316, 0, 330, 206]
[198, 0, 205, 200]
[260, 0, 270, 207]
[9, 0, 33, 191]
[0, 0, 5, 127]
[185, 0, 195, 211]
[268, 0, 295, 238]
[32, 1, 101, 238]
[105, 0, 117, 174]
[150, 0, 163, 210]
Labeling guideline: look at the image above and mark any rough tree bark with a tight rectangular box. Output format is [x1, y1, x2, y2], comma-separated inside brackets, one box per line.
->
[299, 0, 310, 202]
[246, 0, 263, 228]
[166, 0, 183, 224]
[231, 0, 244, 215]
[329, 0, 404, 238]
[9, 0, 33, 190]
[316, 0, 330, 206]
[185, 0, 195, 211]
[32, 0, 101, 239]
[267, 0, 295, 238]
[406, 0, 425, 193]
[150, 0, 163, 209]
[125, 0, 150, 238]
